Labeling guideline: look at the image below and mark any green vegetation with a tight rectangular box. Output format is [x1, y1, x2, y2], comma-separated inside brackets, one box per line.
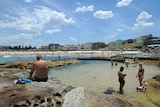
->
[106, 42, 144, 49]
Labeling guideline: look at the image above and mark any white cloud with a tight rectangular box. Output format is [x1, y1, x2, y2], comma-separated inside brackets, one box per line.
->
[93, 10, 114, 19]
[133, 11, 154, 30]
[75, 5, 94, 13]
[133, 22, 154, 30]
[45, 29, 61, 34]
[0, 6, 74, 31]
[0, 6, 74, 46]
[116, 29, 123, 32]
[117, 0, 132, 7]
[69, 37, 77, 43]
[136, 11, 152, 22]
[33, 6, 74, 27]
[25, 0, 32, 3]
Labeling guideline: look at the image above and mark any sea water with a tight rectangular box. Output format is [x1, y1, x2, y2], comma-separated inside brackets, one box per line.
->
[0, 54, 36, 64]
[0, 54, 81, 64]
[49, 60, 160, 94]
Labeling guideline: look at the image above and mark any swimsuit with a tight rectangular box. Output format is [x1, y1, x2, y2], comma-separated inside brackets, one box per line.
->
[119, 77, 125, 84]
[138, 69, 143, 78]
[34, 76, 48, 82]
[139, 69, 142, 72]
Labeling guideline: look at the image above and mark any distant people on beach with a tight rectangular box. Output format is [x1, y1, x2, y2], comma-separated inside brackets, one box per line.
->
[115, 61, 117, 66]
[110, 56, 118, 66]
[110, 57, 113, 66]
[29, 54, 49, 82]
[110, 57, 117, 66]
[136, 64, 144, 86]
[112, 61, 117, 66]
[118, 66, 126, 94]
[111, 61, 114, 66]
[58, 55, 61, 60]
[125, 58, 129, 67]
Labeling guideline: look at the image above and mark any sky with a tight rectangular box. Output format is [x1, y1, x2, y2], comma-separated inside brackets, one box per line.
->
[0, 0, 160, 48]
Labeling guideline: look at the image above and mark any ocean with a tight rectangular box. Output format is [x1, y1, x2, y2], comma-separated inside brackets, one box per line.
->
[0, 54, 84, 64]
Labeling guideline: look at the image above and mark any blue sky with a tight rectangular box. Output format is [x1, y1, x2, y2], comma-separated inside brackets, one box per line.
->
[0, 0, 160, 48]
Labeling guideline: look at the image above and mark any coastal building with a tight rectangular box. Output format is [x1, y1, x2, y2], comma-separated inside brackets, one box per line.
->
[82, 42, 92, 50]
[148, 38, 160, 45]
[115, 39, 124, 46]
[92, 42, 105, 50]
[41, 46, 49, 50]
[107, 41, 115, 47]
[147, 37, 160, 58]
[48, 43, 60, 50]
[136, 34, 152, 43]
[123, 39, 134, 44]
[154, 47, 160, 58]
[62, 45, 78, 51]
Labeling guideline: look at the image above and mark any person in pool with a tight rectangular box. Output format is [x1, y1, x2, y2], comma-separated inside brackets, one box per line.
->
[136, 64, 144, 86]
[29, 54, 49, 82]
[118, 66, 126, 94]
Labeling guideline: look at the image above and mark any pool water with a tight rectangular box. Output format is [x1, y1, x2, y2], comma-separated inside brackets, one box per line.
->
[49, 60, 160, 93]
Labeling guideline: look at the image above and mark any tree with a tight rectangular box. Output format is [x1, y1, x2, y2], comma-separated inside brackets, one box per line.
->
[18, 45, 21, 50]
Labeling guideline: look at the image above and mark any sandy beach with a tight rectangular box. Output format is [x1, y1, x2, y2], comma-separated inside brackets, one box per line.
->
[0, 50, 142, 55]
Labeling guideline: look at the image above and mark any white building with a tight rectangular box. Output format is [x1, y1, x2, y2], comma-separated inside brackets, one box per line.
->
[82, 42, 92, 50]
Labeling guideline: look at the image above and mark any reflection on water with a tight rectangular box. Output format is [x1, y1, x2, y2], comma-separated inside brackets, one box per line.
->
[49, 60, 160, 94]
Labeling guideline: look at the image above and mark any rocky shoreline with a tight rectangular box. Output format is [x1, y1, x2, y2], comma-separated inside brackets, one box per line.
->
[0, 59, 160, 107]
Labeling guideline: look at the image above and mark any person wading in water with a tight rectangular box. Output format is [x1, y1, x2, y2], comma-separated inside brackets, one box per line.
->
[118, 66, 126, 94]
[136, 64, 144, 86]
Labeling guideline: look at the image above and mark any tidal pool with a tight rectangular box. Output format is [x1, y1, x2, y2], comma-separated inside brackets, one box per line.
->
[49, 60, 160, 94]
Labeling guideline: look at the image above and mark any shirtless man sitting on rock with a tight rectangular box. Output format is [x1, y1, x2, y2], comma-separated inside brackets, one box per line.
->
[29, 54, 49, 82]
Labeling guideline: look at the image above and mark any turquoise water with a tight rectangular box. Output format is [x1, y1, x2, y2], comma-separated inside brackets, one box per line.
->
[49, 60, 160, 94]
[0, 54, 81, 64]
[0, 54, 36, 64]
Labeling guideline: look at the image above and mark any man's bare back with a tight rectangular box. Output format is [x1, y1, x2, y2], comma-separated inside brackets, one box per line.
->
[29, 55, 49, 82]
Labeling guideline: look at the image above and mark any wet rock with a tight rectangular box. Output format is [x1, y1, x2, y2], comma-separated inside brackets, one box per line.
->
[0, 79, 73, 107]
[0, 59, 79, 72]
[152, 74, 160, 81]
[0, 69, 29, 80]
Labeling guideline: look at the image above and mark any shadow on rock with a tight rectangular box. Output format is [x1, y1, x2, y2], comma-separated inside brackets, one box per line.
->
[104, 87, 116, 95]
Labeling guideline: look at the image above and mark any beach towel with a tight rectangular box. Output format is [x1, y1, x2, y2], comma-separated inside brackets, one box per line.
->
[13, 78, 32, 84]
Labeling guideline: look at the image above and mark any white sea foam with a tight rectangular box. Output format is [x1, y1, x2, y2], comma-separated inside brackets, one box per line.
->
[3, 55, 11, 58]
